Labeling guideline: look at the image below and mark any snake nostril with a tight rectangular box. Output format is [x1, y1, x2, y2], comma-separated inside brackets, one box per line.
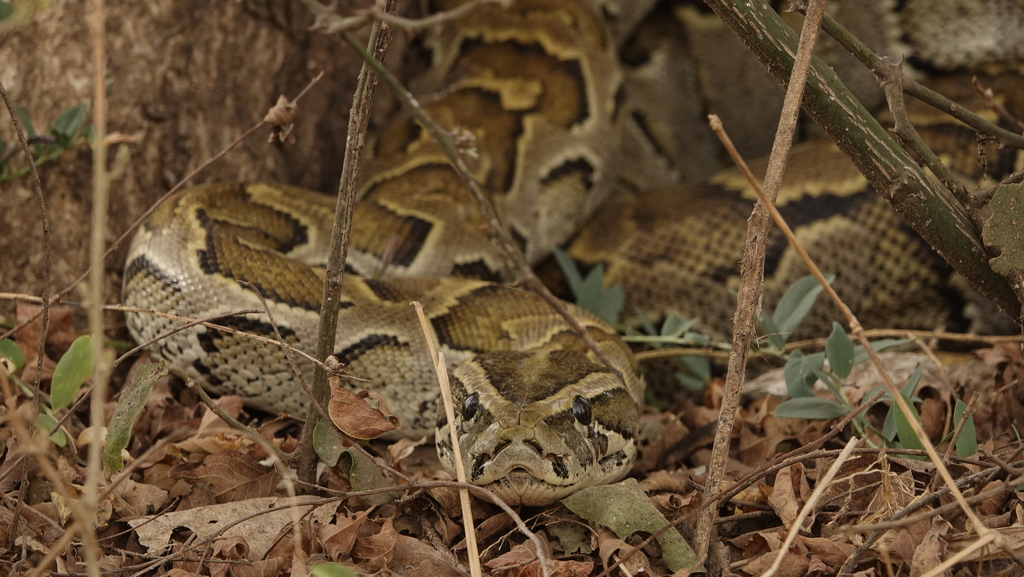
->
[525, 440, 544, 455]
[495, 441, 511, 454]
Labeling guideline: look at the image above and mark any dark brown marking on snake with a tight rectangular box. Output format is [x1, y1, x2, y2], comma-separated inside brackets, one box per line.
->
[541, 158, 595, 190]
[124, 255, 181, 293]
[476, 347, 609, 405]
[194, 316, 298, 355]
[630, 110, 668, 159]
[334, 334, 407, 365]
[765, 190, 875, 277]
[451, 260, 502, 281]
[390, 214, 435, 268]
[588, 388, 638, 439]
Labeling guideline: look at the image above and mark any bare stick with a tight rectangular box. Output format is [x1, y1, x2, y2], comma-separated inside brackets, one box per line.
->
[297, 1, 396, 487]
[82, 3, 110, 575]
[0, 75, 51, 562]
[693, 0, 828, 561]
[0, 82, 49, 400]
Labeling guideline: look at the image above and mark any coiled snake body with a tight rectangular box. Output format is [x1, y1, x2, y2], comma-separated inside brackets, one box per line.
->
[123, 0, 1019, 504]
[124, 0, 643, 506]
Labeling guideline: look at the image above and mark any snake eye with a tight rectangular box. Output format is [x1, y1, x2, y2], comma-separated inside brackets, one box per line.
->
[571, 395, 592, 426]
[462, 393, 481, 421]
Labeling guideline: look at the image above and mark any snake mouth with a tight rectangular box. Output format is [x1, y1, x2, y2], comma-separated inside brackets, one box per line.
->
[483, 469, 580, 506]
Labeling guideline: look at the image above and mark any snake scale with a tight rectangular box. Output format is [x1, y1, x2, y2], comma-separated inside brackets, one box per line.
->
[122, 0, 1021, 504]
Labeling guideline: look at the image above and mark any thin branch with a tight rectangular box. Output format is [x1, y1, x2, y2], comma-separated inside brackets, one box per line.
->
[761, 437, 859, 577]
[307, 0, 505, 34]
[0, 76, 51, 561]
[813, 8, 1024, 151]
[632, 329, 1023, 362]
[693, 0, 828, 562]
[297, 0, 395, 487]
[83, 2, 109, 575]
[873, 58, 970, 207]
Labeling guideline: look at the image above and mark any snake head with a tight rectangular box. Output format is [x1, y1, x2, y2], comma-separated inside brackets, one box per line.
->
[436, 347, 640, 506]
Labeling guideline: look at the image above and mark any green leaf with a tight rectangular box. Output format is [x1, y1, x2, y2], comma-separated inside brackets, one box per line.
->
[577, 264, 624, 324]
[675, 371, 707, 393]
[342, 447, 397, 505]
[50, 335, 93, 410]
[634, 307, 658, 336]
[310, 563, 359, 577]
[771, 273, 835, 342]
[313, 418, 345, 467]
[35, 412, 67, 447]
[901, 363, 926, 398]
[0, 338, 25, 371]
[552, 248, 623, 324]
[774, 397, 849, 420]
[105, 360, 166, 476]
[758, 312, 786, 350]
[13, 104, 36, 138]
[812, 367, 845, 402]
[661, 314, 698, 338]
[851, 338, 914, 365]
[0, 2, 14, 21]
[552, 246, 585, 297]
[984, 183, 1024, 280]
[783, 350, 823, 398]
[892, 393, 924, 455]
[953, 399, 978, 457]
[50, 104, 88, 146]
[562, 478, 700, 572]
[679, 355, 711, 383]
[825, 322, 854, 380]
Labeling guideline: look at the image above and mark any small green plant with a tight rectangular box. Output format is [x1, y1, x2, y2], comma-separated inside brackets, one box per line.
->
[552, 247, 624, 325]
[0, 335, 94, 446]
[552, 248, 714, 392]
[765, 276, 977, 457]
[0, 102, 92, 182]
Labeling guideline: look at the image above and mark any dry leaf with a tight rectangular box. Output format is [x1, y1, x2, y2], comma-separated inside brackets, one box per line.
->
[170, 452, 276, 504]
[318, 511, 370, 560]
[352, 517, 398, 571]
[329, 387, 400, 440]
[129, 496, 336, 560]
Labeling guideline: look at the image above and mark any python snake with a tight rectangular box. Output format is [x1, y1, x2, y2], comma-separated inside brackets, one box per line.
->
[122, 0, 1019, 505]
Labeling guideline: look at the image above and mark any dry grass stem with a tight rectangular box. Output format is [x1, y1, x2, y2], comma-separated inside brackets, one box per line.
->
[761, 437, 859, 577]
[633, 329, 1023, 362]
[412, 300, 486, 577]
